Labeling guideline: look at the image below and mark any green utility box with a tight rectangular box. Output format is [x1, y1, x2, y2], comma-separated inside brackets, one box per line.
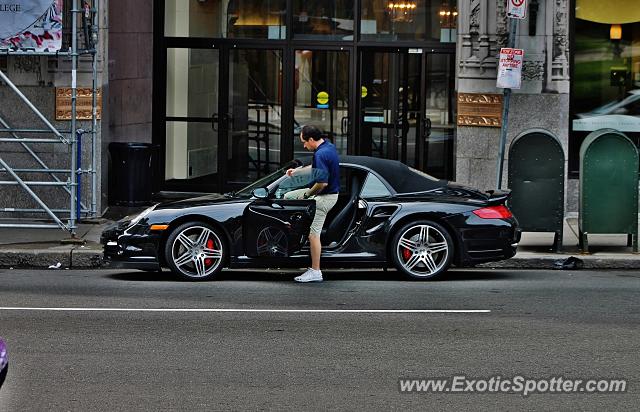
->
[508, 129, 565, 251]
[579, 129, 639, 253]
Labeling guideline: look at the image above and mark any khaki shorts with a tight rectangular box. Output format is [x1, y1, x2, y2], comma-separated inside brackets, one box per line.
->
[284, 189, 339, 236]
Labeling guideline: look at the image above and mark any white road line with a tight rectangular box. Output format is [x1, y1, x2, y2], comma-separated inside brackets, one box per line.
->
[0, 307, 490, 313]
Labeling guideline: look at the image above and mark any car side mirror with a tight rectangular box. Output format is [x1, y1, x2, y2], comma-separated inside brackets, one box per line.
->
[358, 199, 367, 209]
[252, 188, 269, 199]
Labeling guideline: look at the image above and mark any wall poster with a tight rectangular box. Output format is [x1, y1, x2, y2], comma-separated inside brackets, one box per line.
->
[0, 0, 63, 52]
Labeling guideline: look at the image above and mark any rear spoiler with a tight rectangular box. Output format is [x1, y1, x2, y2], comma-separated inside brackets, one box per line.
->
[485, 189, 511, 205]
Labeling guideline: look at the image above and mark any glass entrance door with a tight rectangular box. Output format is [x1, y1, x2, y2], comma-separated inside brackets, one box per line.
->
[293, 49, 351, 157]
[224, 48, 283, 188]
[359, 50, 455, 179]
[165, 47, 221, 192]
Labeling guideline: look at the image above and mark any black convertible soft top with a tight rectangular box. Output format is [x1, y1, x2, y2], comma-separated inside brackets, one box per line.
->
[297, 154, 446, 194]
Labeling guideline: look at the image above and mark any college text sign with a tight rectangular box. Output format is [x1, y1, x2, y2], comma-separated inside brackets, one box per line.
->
[0, 0, 62, 51]
[457, 93, 503, 128]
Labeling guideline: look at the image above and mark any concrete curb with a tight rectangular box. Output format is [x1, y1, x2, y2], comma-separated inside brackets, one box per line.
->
[0, 249, 72, 268]
[0, 248, 103, 269]
[478, 254, 640, 270]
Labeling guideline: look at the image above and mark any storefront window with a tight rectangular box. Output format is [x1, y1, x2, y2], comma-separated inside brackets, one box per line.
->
[570, 2, 640, 175]
[360, 0, 456, 42]
[227, 0, 287, 39]
[293, 1, 354, 40]
[164, 0, 287, 39]
[164, 0, 225, 37]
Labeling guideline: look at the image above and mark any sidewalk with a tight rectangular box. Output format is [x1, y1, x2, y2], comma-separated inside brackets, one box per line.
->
[478, 217, 639, 270]
[0, 217, 637, 270]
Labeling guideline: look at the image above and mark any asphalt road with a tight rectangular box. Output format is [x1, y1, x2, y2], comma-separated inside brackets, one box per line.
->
[0, 268, 638, 411]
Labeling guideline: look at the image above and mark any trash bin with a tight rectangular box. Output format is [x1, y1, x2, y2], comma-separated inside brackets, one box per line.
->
[108, 142, 157, 206]
[579, 129, 639, 253]
[508, 129, 565, 251]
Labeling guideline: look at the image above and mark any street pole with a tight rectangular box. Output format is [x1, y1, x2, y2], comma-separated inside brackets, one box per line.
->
[495, 17, 518, 189]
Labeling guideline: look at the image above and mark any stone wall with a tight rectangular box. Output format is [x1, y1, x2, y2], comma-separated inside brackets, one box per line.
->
[103, 0, 154, 209]
[455, 0, 573, 211]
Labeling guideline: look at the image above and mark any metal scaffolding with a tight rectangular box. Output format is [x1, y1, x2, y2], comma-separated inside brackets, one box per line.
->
[0, 0, 99, 236]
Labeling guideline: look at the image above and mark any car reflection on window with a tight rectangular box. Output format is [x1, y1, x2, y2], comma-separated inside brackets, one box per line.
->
[276, 168, 329, 199]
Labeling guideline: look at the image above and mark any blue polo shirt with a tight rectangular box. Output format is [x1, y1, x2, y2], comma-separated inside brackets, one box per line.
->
[312, 141, 340, 195]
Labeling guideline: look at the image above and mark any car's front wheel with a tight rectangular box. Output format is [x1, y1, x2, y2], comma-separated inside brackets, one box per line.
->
[164, 221, 226, 281]
[391, 220, 454, 280]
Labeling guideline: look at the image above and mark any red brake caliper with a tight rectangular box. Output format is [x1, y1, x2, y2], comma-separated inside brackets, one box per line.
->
[402, 247, 412, 261]
[205, 238, 215, 266]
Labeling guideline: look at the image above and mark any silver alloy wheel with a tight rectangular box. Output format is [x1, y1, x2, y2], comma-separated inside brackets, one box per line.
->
[171, 225, 223, 278]
[396, 224, 449, 277]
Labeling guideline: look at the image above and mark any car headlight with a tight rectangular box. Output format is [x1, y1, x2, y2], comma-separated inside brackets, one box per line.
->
[128, 204, 157, 227]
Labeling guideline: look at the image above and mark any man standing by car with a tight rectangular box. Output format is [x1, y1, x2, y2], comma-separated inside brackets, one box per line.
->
[285, 125, 340, 282]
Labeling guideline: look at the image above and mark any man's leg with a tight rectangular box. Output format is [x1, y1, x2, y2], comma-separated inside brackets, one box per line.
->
[294, 194, 338, 283]
[309, 234, 321, 270]
[283, 188, 307, 200]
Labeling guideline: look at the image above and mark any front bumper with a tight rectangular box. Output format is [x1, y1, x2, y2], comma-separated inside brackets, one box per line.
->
[101, 221, 163, 271]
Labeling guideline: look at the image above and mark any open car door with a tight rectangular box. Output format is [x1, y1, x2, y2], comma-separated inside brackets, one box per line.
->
[243, 172, 318, 257]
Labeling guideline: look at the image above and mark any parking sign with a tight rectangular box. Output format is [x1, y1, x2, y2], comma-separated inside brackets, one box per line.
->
[497, 48, 524, 89]
[507, 0, 526, 19]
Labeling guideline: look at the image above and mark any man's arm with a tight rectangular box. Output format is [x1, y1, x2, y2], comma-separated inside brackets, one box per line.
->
[304, 182, 328, 198]
[286, 164, 311, 177]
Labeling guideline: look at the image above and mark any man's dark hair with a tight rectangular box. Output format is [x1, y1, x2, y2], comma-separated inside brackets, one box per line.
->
[300, 125, 324, 141]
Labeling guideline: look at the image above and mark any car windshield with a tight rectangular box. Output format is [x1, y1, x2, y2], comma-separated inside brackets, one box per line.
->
[235, 160, 301, 197]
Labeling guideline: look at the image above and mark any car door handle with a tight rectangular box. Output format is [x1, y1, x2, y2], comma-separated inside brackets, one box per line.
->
[271, 203, 284, 209]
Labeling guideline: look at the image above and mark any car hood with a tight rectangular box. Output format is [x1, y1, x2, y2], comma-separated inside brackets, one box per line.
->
[154, 193, 251, 210]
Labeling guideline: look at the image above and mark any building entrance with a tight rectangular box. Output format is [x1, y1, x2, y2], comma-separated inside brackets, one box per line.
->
[359, 50, 455, 179]
[156, 0, 457, 194]
[162, 43, 285, 193]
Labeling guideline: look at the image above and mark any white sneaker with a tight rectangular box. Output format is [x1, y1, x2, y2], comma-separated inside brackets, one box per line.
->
[294, 268, 323, 283]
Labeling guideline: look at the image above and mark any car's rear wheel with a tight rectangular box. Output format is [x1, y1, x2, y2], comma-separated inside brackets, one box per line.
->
[391, 220, 453, 280]
[164, 221, 225, 281]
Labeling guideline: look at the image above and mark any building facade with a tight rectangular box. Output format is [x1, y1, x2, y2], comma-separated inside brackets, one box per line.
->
[0, 0, 638, 225]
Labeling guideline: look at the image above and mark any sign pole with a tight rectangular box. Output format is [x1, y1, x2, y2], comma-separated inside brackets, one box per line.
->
[495, 17, 519, 189]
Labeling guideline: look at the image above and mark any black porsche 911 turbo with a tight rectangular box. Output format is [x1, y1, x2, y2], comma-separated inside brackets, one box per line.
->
[102, 156, 520, 280]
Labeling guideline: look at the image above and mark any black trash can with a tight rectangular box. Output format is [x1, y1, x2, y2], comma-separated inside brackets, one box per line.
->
[108, 142, 157, 206]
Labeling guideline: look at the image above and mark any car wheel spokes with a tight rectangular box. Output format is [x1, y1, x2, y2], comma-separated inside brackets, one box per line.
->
[397, 224, 449, 277]
[171, 225, 223, 278]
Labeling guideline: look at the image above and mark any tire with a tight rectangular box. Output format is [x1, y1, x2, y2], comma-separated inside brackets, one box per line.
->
[164, 221, 226, 281]
[390, 219, 454, 280]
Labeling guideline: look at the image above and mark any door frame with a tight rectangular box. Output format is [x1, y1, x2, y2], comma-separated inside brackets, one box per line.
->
[154, 35, 289, 193]
[356, 47, 428, 168]
[355, 47, 455, 174]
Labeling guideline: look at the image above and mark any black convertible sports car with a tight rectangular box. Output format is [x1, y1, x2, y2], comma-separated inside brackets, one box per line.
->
[102, 156, 520, 280]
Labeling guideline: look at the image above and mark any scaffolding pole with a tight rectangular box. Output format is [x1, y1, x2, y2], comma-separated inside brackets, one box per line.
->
[69, 0, 79, 235]
[91, 0, 99, 218]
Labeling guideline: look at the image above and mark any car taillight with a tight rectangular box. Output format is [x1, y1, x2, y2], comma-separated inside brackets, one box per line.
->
[472, 205, 513, 219]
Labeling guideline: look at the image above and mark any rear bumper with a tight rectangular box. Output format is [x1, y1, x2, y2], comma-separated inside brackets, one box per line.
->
[457, 219, 521, 266]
